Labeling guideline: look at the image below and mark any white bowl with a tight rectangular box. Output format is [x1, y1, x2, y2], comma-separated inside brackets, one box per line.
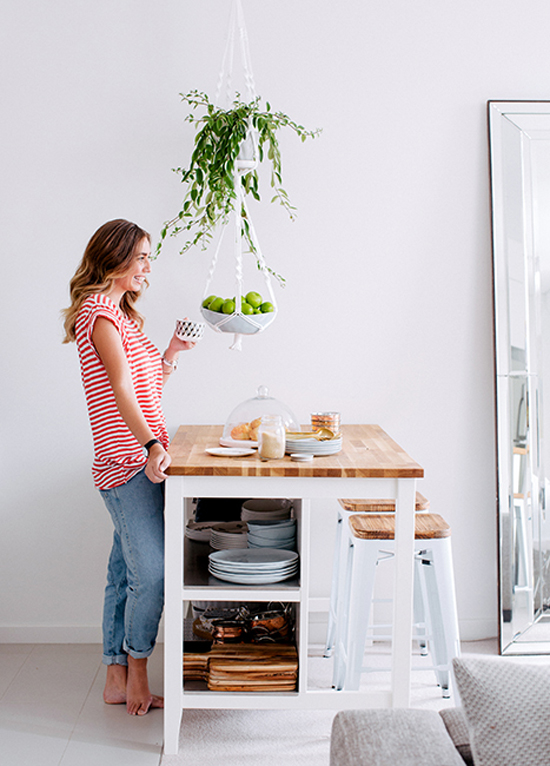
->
[175, 319, 205, 341]
[241, 499, 292, 514]
[247, 522, 296, 541]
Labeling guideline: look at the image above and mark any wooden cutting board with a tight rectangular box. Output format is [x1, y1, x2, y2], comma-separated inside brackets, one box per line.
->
[184, 643, 298, 692]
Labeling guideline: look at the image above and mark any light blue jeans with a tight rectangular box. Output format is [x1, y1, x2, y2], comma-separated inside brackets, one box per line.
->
[99, 468, 164, 665]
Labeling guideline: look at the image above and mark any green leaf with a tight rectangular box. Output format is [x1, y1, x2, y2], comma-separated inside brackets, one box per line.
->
[156, 89, 320, 272]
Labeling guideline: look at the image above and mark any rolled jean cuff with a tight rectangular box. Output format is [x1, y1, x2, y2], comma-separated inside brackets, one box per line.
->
[102, 653, 128, 667]
[123, 639, 155, 660]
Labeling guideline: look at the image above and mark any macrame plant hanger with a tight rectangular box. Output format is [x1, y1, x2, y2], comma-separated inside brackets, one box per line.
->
[200, 0, 278, 351]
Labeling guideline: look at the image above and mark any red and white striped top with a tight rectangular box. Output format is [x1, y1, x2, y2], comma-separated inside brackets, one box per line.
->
[75, 294, 169, 490]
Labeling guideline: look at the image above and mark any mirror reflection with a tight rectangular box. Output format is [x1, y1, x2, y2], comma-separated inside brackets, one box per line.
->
[489, 101, 550, 653]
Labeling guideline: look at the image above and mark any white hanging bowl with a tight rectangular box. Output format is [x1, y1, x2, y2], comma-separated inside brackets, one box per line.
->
[201, 306, 276, 335]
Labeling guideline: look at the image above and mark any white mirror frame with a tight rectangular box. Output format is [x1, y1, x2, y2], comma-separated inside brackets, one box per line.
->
[489, 101, 550, 654]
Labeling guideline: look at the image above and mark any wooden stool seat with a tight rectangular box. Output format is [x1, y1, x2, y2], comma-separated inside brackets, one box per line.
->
[349, 513, 450, 540]
[338, 491, 429, 513]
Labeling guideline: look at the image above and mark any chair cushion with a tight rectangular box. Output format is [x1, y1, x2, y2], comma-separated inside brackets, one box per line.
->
[453, 656, 550, 766]
[439, 708, 473, 765]
[330, 709, 465, 765]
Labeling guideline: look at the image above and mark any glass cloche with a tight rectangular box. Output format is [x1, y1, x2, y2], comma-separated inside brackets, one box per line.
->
[220, 385, 300, 447]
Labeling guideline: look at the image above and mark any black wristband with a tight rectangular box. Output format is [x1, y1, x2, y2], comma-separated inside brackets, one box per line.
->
[144, 438, 161, 453]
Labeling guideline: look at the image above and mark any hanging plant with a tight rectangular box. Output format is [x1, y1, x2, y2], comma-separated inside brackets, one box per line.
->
[156, 90, 321, 279]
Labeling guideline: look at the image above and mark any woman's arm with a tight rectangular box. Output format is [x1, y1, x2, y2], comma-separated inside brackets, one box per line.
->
[160, 330, 196, 386]
[92, 316, 170, 483]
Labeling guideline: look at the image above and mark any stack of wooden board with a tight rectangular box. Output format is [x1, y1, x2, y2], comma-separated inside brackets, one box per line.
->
[182, 651, 210, 681]
[184, 643, 298, 692]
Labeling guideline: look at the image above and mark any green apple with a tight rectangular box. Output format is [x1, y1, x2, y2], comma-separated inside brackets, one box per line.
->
[260, 301, 275, 313]
[245, 291, 263, 309]
[207, 296, 224, 312]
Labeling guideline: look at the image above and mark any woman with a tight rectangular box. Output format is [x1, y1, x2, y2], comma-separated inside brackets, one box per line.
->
[63, 219, 195, 715]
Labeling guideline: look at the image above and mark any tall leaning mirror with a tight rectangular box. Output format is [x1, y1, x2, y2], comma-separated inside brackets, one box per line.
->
[489, 101, 550, 654]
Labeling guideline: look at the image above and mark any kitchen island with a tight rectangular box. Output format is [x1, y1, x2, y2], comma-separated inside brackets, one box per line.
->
[163, 424, 423, 755]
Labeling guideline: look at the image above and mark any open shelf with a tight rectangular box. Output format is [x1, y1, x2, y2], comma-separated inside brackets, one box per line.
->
[183, 537, 301, 594]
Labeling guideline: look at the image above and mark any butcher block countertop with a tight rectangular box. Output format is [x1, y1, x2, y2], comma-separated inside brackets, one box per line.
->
[166, 424, 423, 478]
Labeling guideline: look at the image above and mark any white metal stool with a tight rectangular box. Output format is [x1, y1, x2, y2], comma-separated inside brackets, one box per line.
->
[333, 513, 460, 698]
[324, 493, 430, 659]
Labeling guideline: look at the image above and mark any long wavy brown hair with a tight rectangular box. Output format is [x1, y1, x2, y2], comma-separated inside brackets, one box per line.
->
[62, 219, 151, 343]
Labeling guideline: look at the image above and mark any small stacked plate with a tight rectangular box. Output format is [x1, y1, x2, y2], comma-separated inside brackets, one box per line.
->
[285, 434, 343, 457]
[247, 519, 296, 550]
[208, 548, 299, 584]
[185, 520, 216, 543]
[210, 522, 248, 550]
[241, 498, 292, 522]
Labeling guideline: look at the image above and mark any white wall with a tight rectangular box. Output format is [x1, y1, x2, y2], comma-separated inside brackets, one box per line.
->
[4, 0, 549, 643]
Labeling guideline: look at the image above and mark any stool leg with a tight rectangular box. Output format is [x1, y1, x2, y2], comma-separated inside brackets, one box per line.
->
[324, 511, 344, 658]
[416, 551, 448, 693]
[344, 540, 379, 691]
[418, 540, 460, 698]
[332, 535, 355, 689]
[428, 538, 461, 664]
[413, 559, 428, 655]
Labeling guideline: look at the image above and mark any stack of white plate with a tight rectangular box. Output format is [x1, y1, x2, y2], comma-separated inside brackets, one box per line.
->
[210, 522, 248, 550]
[185, 520, 216, 543]
[241, 498, 292, 522]
[284, 435, 343, 457]
[247, 519, 296, 550]
[208, 548, 299, 585]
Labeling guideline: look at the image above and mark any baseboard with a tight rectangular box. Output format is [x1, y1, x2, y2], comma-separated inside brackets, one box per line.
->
[0, 627, 105, 643]
[0, 616, 497, 645]
[0, 622, 166, 644]
[309, 613, 498, 645]
[457, 618, 498, 642]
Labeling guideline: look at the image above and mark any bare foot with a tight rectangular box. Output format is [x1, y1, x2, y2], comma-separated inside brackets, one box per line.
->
[126, 656, 164, 716]
[104, 663, 127, 705]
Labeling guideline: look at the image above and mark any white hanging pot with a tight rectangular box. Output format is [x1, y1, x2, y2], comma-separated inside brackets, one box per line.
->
[235, 124, 259, 171]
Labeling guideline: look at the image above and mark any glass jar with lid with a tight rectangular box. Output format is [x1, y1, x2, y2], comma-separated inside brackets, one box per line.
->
[221, 386, 299, 447]
[257, 414, 286, 460]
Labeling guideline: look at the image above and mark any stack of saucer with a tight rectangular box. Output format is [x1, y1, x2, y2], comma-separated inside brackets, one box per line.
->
[285, 434, 343, 457]
[247, 519, 297, 550]
[210, 522, 248, 550]
[241, 498, 292, 522]
[185, 520, 216, 543]
[208, 548, 299, 585]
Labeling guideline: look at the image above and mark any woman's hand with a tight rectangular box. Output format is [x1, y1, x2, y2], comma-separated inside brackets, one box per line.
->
[168, 335, 196, 353]
[166, 317, 198, 354]
[145, 443, 172, 483]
